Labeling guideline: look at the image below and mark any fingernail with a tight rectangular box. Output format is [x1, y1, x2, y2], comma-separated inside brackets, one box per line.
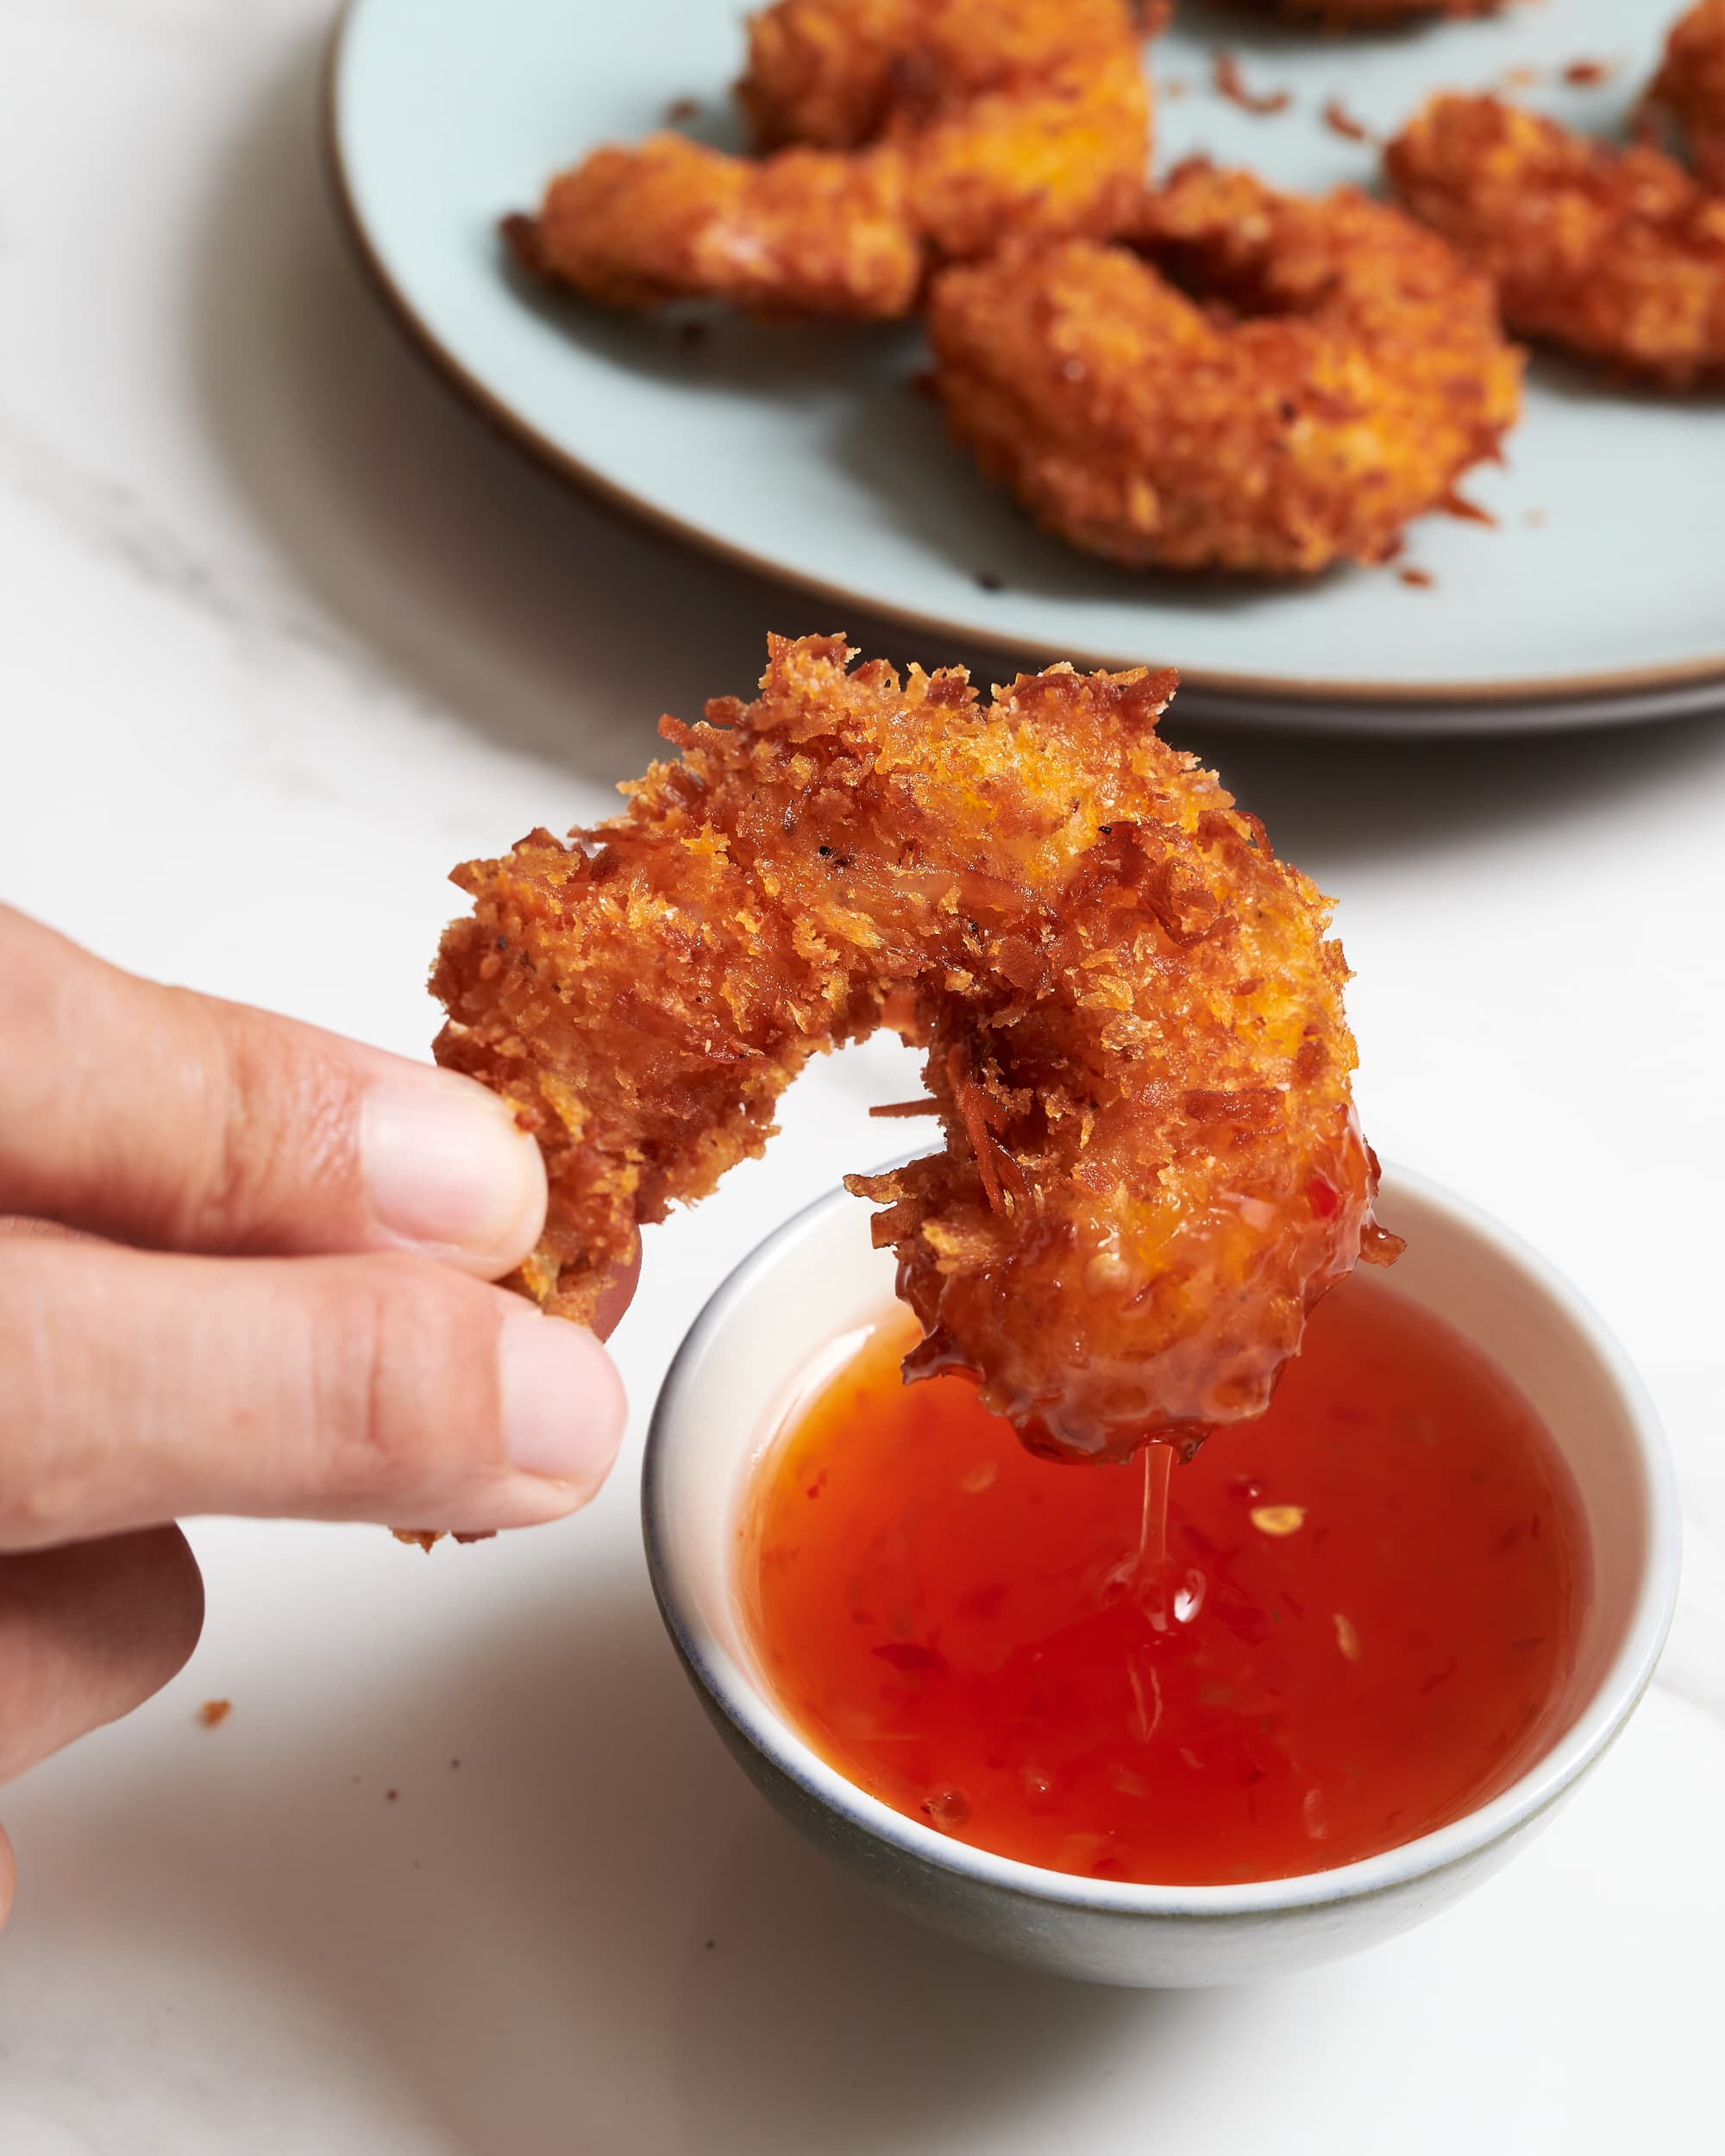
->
[499, 1314, 627, 1490]
[361, 1075, 547, 1269]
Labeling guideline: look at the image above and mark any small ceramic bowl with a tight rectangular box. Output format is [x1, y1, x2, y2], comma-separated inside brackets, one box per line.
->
[643, 1167, 1679, 1988]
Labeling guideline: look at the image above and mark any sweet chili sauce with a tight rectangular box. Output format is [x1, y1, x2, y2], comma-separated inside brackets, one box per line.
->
[741, 1275, 1588, 1886]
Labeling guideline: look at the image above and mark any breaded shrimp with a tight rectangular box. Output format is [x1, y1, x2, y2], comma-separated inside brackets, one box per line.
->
[1386, 93, 1725, 387]
[507, 0, 1150, 320]
[505, 140, 922, 321]
[925, 162, 1521, 576]
[1651, 0, 1725, 191]
[738, 0, 1140, 149]
[432, 635, 1397, 1465]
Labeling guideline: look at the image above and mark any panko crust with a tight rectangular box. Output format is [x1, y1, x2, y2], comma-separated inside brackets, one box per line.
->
[511, 0, 1150, 320]
[509, 138, 922, 320]
[739, 0, 1142, 150]
[926, 162, 1521, 576]
[432, 635, 1396, 1463]
[1385, 93, 1725, 387]
[1651, 0, 1725, 192]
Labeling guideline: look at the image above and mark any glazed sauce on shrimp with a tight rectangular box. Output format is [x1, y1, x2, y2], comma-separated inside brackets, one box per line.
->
[741, 1276, 1587, 1886]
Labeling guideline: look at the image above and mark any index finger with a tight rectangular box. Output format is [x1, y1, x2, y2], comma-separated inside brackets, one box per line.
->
[0, 906, 546, 1275]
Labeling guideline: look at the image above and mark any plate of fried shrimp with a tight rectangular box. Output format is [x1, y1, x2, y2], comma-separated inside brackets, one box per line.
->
[329, 0, 1725, 729]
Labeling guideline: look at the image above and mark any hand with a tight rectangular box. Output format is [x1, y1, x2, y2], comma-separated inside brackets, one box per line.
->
[0, 906, 632, 1921]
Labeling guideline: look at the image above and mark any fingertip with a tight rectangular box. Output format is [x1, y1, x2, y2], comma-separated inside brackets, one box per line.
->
[144, 1526, 207, 1695]
[0, 1529, 209, 1786]
[80, 1527, 206, 1730]
[360, 1071, 548, 1279]
[498, 1312, 628, 1513]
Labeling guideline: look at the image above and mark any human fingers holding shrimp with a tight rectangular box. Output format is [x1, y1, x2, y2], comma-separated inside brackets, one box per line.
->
[0, 906, 632, 1918]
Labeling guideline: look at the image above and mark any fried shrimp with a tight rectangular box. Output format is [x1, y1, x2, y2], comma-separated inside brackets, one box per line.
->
[1385, 93, 1725, 387]
[504, 141, 923, 321]
[1651, 0, 1725, 191]
[432, 635, 1397, 1465]
[506, 0, 1150, 320]
[925, 162, 1521, 576]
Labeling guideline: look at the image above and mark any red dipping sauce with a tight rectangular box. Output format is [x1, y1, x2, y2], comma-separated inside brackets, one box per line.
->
[741, 1275, 1588, 1886]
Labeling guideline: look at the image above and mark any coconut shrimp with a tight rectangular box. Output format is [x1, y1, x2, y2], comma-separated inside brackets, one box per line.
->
[925, 161, 1521, 575]
[1386, 92, 1725, 386]
[508, 0, 1151, 321]
[1650, 0, 1725, 191]
[431, 634, 1398, 1464]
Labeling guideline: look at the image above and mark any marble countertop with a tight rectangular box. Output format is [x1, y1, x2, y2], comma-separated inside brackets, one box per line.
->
[2, 4, 1722, 2150]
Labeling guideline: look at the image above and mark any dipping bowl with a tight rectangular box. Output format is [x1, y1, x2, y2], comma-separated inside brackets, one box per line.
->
[643, 1167, 1679, 1987]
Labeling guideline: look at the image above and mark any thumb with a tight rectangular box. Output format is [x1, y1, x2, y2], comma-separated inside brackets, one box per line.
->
[0, 1238, 628, 1547]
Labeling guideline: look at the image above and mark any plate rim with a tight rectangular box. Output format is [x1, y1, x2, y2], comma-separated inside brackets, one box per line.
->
[323, 0, 1725, 713]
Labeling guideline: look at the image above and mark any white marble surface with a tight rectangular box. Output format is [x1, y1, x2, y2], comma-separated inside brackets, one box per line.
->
[0, 3, 1722, 2150]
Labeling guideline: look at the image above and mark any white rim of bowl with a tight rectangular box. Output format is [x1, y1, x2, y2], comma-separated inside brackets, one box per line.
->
[643, 1163, 1681, 1919]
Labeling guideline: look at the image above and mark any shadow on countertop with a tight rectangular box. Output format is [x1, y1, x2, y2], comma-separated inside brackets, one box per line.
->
[190, 33, 1725, 874]
[29, 1540, 1198, 2156]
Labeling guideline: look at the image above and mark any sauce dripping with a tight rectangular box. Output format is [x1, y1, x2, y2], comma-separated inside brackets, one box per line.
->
[741, 1275, 1588, 1886]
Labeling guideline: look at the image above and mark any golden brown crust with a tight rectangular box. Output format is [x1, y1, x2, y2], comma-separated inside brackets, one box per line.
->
[1385, 93, 1725, 388]
[432, 634, 1393, 1463]
[1651, 0, 1725, 192]
[925, 163, 1521, 576]
[522, 137, 922, 320]
[739, 0, 1141, 148]
[512, 0, 1150, 320]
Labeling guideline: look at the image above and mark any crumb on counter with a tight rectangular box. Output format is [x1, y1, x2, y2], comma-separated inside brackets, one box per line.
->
[1399, 567, 1435, 588]
[197, 1699, 232, 1728]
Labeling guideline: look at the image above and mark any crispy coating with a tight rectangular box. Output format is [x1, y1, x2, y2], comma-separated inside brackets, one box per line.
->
[894, 45, 1150, 263]
[925, 163, 1521, 576]
[1385, 93, 1725, 387]
[1652, 0, 1725, 191]
[510, 0, 1150, 320]
[432, 634, 1396, 1464]
[740, 0, 1143, 147]
[506, 140, 922, 320]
